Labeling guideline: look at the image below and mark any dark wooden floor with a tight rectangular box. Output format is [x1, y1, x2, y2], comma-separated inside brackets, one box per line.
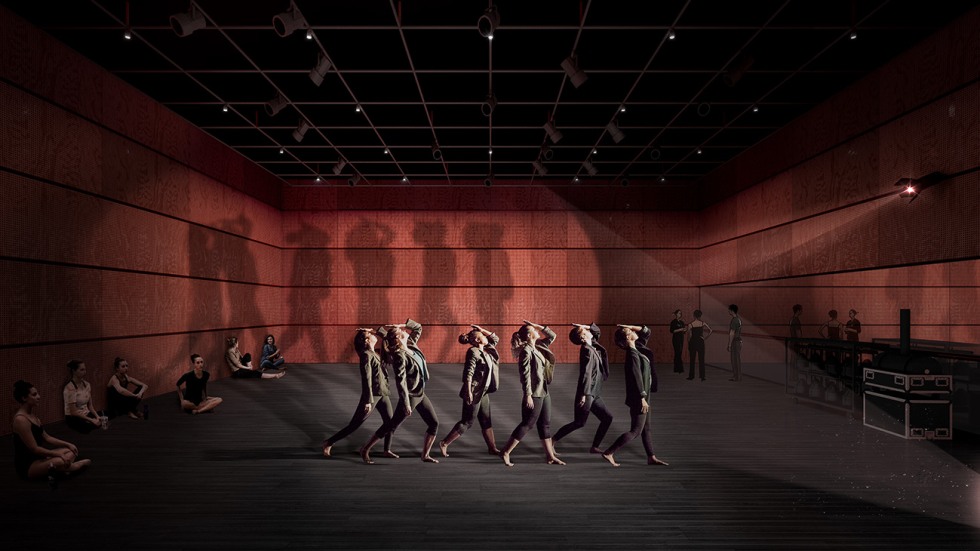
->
[2, 363, 979, 550]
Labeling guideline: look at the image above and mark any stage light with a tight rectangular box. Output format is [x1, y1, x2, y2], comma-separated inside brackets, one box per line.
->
[314, 175, 321, 183]
[384, 148, 389, 155]
[540, 145, 554, 161]
[124, 28, 132, 40]
[850, 31, 858, 40]
[279, 147, 285, 154]
[483, 176, 493, 187]
[332, 159, 347, 175]
[543, 120, 563, 143]
[660, 176, 666, 183]
[348, 175, 360, 186]
[620, 178, 629, 187]
[724, 55, 754, 87]
[696, 148, 702, 155]
[583, 159, 597, 176]
[620, 106, 626, 113]
[573, 177, 580, 183]
[668, 30, 676, 40]
[355, 105, 361, 112]
[222, 104, 229, 112]
[697, 102, 711, 117]
[306, 28, 313, 40]
[432, 143, 443, 161]
[273, 3, 308, 37]
[895, 172, 947, 203]
[532, 160, 547, 175]
[478, 6, 499, 39]
[649, 148, 661, 160]
[264, 93, 288, 117]
[606, 121, 624, 144]
[561, 56, 588, 88]
[481, 93, 497, 117]
[309, 53, 332, 86]
[752, 105, 759, 112]
[292, 120, 310, 142]
[170, 6, 206, 37]
[402, 176, 409, 183]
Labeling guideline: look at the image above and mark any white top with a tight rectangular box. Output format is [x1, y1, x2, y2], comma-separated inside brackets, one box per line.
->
[63, 380, 92, 416]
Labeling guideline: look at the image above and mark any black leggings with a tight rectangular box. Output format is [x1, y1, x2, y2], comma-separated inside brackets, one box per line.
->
[604, 404, 654, 456]
[381, 394, 440, 437]
[689, 339, 706, 380]
[451, 393, 493, 435]
[672, 335, 685, 372]
[510, 395, 552, 441]
[325, 396, 394, 449]
[552, 396, 613, 448]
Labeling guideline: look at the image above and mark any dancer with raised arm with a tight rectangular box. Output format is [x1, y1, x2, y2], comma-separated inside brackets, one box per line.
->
[601, 324, 669, 467]
[439, 324, 501, 457]
[552, 323, 613, 455]
[360, 319, 440, 464]
[499, 320, 564, 467]
[322, 328, 396, 458]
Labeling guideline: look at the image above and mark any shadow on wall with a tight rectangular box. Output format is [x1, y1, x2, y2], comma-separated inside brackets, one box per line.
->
[464, 222, 512, 331]
[414, 220, 456, 361]
[346, 218, 393, 334]
[282, 220, 331, 361]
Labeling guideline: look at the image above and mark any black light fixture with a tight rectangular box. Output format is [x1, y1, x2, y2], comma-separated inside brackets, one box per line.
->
[543, 120, 563, 143]
[583, 159, 597, 176]
[273, 2, 307, 37]
[170, 5, 206, 37]
[309, 53, 332, 86]
[478, 6, 500, 40]
[649, 148, 661, 160]
[724, 55, 754, 87]
[561, 56, 588, 88]
[540, 145, 554, 161]
[292, 120, 310, 142]
[432, 143, 443, 161]
[332, 159, 347, 175]
[348, 175, 361, 187]
[264, 93, 288, 117]
[895, 172, 948, 203]
[532, 160, 547, 176]
[483, 176, 493, 187]
[606, 121, 624, 144]
[481, 93, 497, 117]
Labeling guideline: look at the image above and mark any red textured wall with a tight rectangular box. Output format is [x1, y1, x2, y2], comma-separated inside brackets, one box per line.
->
[696, 6, 980, 370]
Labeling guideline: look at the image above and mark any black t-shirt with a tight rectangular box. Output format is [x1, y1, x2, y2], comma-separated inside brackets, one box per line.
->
[669, 319, 685, 341]
[177, 370, 209, 404]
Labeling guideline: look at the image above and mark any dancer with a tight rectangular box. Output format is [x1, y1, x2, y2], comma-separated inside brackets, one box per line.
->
[226, 337, 284, 379]
[360, 319, 440, 464]
[106, 357, 147, 419]
[670, 310, 686, 373]
[686, 310, 712, 381]
[322, 328, 396, 459]
[499, 320, 564, 467]
[728, 304, 743, 382]
[601, 325, 669, 467]
[12, 380, 91, 480]
[552, 323, 613, 455]
[176, 354, 223, 414]
[439, 324, 501, 457]
[844, 309, 861, 342]
[260, 334, 286, 370]
[63, 359, 102, 432]
[818, 309, 843, 339]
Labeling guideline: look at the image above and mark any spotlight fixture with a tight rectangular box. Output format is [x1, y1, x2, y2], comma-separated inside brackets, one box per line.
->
[752, 105, 759, 113]
[348, 175, 361, 186]
[606, 121, 625, 144]
[279, 147, 285, 154]
[573, 177, 580, 183]
[222, 104, 229, 112]
[532, 160, 547, 175]
[540, 145, 554, 161]
[696, 148, 703, 155]
[264, 93, 288, 117]
[620, 106, 627, 113]
[314, 175, 322, 183]
[332, 159, 347, 175]
[696, 102, 711, 117]
[273, 3, 308, 38]
[668, 30, 676, 40]
[895, 172, 947, 203]
[123, 28, 132, 40]
[620, 178, 629, 187]
[583, 159, 598, 176]
[483, 176, 493, 187]
[850, 31, 857, 40]
[649, 148, 661, 161]
[489, 149, 494, 156]
[170, 5, 206, 37]
[402, 176, 409, 183]
[355, 105, 362, 113]
[432, 143, 442, 161]
[478, 6, 499, 39]
[481, 93, 497, 117]
[306, 28, 314, 40]
[309, 53, 332, 86]
[543, 120, 563, 143]
[723, 55, 754, 87]
[560, 56, 588, 88]
[292, 120, 310, 142]
[592, 149, 597, 155]
[659, 176, 666, 183]
[384, 148, 389, 155]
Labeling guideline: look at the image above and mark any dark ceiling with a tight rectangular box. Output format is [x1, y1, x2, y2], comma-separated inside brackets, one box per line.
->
[4, 0, 976, 187]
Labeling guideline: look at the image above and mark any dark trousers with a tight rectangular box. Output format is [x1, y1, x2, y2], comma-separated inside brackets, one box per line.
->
[672, 335, 685, 372]
[326, 396, 394, 450]
[730, 339, 742, 380]
[451, 393, 492, 435]
[689, 339, 705, 380]
[106, 385, 143, 417]
[231, 368, 263, 379]
[261, 358, 285, 370]
[552, 396, 613, 448]
[382, 394, 440, 437]
[605, 404, 654, 456]
[510, 395, 552, 441]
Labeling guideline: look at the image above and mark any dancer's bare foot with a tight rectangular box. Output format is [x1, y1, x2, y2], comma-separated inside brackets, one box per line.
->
[322, 444, 332, 458]
[439, 440, 449, 457]
[487, 447, 501, 455]
[422, 455, 439, 463]
[382, 450, 399, 459]
[589, 446, 603, 454]
[601, 453, 620, 467]
[68, 459, 91, 473]
[547, 456, 566, 465]
[275, 372, 285, 379]
[648, 455, 669, 466]
[359, 447, 375, 465]
[501, 451, 514, 467]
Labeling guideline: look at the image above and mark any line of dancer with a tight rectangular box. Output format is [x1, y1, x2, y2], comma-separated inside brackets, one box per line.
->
[320, 319, 669, 467]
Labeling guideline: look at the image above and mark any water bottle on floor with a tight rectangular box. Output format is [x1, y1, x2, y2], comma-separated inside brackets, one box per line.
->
[100, 410, 109, 430]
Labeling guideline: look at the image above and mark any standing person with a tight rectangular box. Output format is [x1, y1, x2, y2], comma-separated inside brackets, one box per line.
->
[818, 310, 843, 339]
[686, 310, 712, 381]
[106, 357, 147, 419]
[728, 304, 743, 382]
[552, 323, 613, 455]
[601, 325, 669, 467]
[260, 334, 286, 371]
[439, 324, 501, 457]
[789, 304, 805, 369]
[322, 328, 396, 459]
[63, 359, 102, 432]
[499, 320, 564, 467]
[844, 309, 861, 342]
[176, 354, 223, 414]
[360, 319, 440, 464]
[670, 310, 686, 373]
[12, 380, 91, 480]
[226, 337, 284, 380]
